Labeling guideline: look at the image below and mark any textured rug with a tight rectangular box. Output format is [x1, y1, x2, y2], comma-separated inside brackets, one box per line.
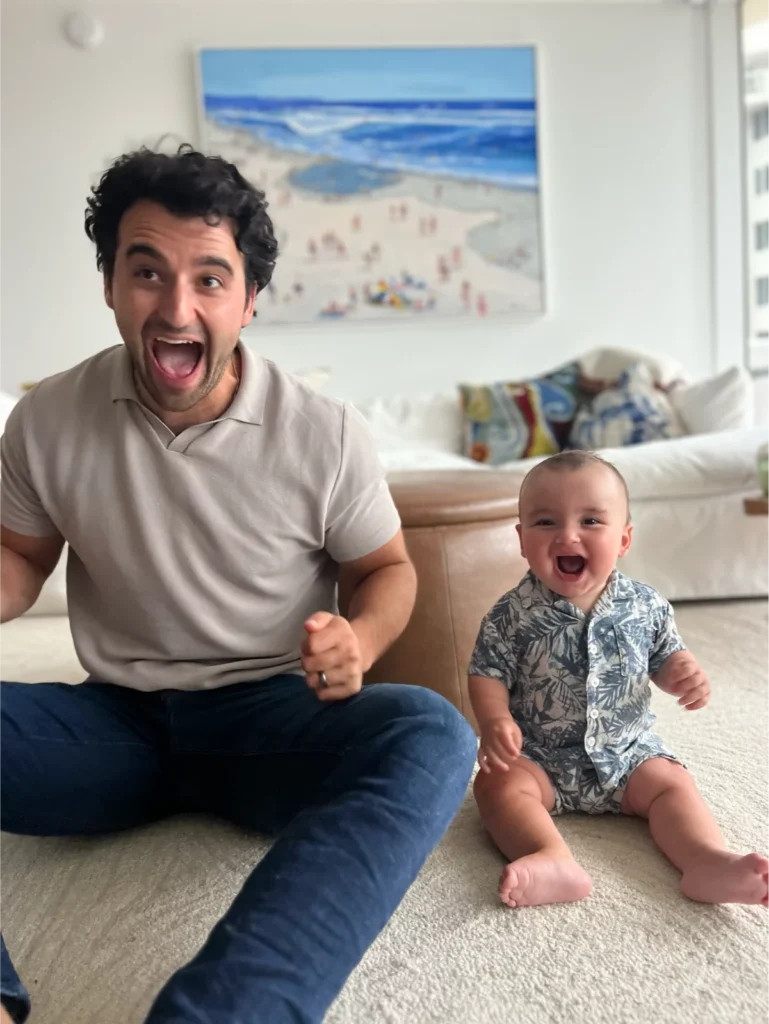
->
[1, 601, 767, 1024]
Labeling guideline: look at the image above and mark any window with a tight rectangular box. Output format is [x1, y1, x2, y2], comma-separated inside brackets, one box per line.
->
[741, 4, 768, 370]
[753, 108, 769, 140]
[756, 222, 769, 250]
[757, 277, 769, 306]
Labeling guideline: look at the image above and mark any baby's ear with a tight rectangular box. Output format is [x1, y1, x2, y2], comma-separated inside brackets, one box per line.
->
[618, 523, 633, 558]
[516, 522, 525, 557]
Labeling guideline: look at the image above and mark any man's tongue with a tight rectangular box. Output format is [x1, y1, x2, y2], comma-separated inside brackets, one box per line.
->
[154, 340, 201, 379]
[558, 556, 585, 576]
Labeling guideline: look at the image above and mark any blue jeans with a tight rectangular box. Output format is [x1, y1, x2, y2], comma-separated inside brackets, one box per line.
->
[0, 675, 476, 1023]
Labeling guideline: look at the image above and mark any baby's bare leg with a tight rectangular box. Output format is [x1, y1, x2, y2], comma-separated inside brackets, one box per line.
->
[474, 760, 592, 908]
[621, 758, 768, 905]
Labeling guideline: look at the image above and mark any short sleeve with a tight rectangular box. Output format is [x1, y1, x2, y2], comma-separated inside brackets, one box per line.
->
[1, 394, 57, 537]
[468, 593, 520, 689]
[648, 596, 686, 674]
[324, 403, 400, 563]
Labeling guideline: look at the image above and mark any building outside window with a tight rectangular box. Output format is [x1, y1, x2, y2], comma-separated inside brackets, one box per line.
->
[743, 2, 769, 361]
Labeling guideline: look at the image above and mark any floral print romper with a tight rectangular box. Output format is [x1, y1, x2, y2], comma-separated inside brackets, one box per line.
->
[469, 570, 686, 815]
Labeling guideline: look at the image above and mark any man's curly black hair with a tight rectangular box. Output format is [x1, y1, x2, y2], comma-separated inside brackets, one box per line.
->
[84, 145, 278, 294]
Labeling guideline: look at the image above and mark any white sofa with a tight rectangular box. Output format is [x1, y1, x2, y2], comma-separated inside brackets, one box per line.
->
[354, 352, 768, 602]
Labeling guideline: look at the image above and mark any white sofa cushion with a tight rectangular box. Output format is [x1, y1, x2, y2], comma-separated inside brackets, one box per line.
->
[379, 447, 486, 473]
[353, 392, 463, 453]
[506, 426, 765, 500]
[668, 365, 753, 434]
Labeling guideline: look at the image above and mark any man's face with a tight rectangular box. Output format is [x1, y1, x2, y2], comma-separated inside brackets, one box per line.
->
[104, 200, 256, 416]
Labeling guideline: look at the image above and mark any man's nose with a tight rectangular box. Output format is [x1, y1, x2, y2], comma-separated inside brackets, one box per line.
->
[157, 281, 196, 329]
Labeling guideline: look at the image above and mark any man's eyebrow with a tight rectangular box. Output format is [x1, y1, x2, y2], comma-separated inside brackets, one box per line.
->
[125, 243, 166, 262]
[124, 245, 234, 277]
[194, 255, 234, 276]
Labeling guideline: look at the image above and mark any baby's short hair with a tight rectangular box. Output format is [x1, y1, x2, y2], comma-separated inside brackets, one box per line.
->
[518, 450, 630, 521]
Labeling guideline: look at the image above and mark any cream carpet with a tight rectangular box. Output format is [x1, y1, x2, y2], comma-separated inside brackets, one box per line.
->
[1, 602, 767, 1024]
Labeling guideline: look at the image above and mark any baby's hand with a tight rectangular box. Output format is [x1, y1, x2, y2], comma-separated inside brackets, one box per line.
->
[653, 650, 710, 711]
[478, 715, 523, 773]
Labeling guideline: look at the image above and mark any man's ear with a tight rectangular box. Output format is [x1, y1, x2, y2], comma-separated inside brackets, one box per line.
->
[618, 523, 633, 558]
[104, 273, 114, 310]
[241, 284, 257, 327]
[516, 522, 526, 558]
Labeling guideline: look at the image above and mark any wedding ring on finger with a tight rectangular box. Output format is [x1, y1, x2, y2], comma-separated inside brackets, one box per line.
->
[318, 670, 329, 689]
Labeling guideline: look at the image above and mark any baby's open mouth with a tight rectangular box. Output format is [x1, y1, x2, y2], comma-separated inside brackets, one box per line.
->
[557, 556, 586, 578]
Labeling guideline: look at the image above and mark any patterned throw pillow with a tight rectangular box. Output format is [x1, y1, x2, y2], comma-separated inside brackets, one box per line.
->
[568, 363, 683, 450]
[459, 363, 583, 465]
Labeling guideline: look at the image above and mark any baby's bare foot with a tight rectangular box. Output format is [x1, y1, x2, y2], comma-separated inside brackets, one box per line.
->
[499, 851, 592, 908]
[681, 851, 768, 905]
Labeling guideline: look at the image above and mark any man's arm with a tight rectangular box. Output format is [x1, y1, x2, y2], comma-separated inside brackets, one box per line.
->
[300, 531, 416, 700]
[1, 525, 64, 624]
[338, 529, 416, 672]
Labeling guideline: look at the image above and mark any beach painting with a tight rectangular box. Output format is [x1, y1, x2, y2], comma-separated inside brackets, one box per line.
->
[197, 47, 543, 324]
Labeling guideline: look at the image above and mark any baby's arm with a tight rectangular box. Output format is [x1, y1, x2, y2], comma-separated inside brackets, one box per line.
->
[469, 675, 523, 772]
[468, 592, 524, 771]
[652, 650, 710, 711]
[648, 594, 710, 710]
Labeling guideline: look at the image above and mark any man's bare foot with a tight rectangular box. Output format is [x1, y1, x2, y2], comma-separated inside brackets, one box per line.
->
[680, 851, 769, 905]
[499, 851, 593, 908]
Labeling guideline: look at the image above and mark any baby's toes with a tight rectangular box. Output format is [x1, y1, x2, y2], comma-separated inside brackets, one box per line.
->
[498, 863, 521, 907]
[745, 853, 768, 880]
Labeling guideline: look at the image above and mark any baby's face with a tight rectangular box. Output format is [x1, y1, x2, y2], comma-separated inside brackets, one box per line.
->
[516, 465, 632, 611]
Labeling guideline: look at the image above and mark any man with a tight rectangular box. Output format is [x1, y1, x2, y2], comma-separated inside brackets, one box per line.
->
[0, 146, 476, 1024]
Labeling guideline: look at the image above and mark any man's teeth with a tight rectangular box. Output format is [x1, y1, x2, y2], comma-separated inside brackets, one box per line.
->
[156, 338, 199, 345]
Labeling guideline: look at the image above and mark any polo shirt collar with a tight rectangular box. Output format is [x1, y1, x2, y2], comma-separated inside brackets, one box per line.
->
[110, 340, 267, 426]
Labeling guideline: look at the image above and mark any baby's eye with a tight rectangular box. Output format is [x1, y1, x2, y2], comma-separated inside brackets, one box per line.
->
[535, 518, 555, 527]
[582, 518, 602, 526]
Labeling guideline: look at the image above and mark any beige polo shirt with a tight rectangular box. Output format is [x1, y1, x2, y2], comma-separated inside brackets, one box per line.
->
[1, 344, 400, 691]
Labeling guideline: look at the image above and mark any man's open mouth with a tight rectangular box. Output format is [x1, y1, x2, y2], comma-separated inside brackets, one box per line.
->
[556, 556, 586, 578]
[151, 338, 204, 382]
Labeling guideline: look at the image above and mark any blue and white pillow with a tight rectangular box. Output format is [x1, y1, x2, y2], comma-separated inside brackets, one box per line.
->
[569, 363, 683, 450]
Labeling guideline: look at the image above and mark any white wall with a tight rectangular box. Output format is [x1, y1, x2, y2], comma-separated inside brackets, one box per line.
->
[0, 0, 727, 404]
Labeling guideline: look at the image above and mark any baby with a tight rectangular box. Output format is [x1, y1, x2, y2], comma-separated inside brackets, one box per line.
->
[469, 450, 768, 909]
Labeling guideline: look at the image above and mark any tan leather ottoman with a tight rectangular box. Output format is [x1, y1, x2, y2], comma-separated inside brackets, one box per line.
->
[364, 471, 528, 733]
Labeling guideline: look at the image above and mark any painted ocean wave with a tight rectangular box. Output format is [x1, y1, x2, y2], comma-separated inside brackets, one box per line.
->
[205, 96, 538, 190]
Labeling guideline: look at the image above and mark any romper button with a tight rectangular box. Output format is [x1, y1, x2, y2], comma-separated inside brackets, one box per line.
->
[590, 709, 599, 720]
[586, 737, 596, 749]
